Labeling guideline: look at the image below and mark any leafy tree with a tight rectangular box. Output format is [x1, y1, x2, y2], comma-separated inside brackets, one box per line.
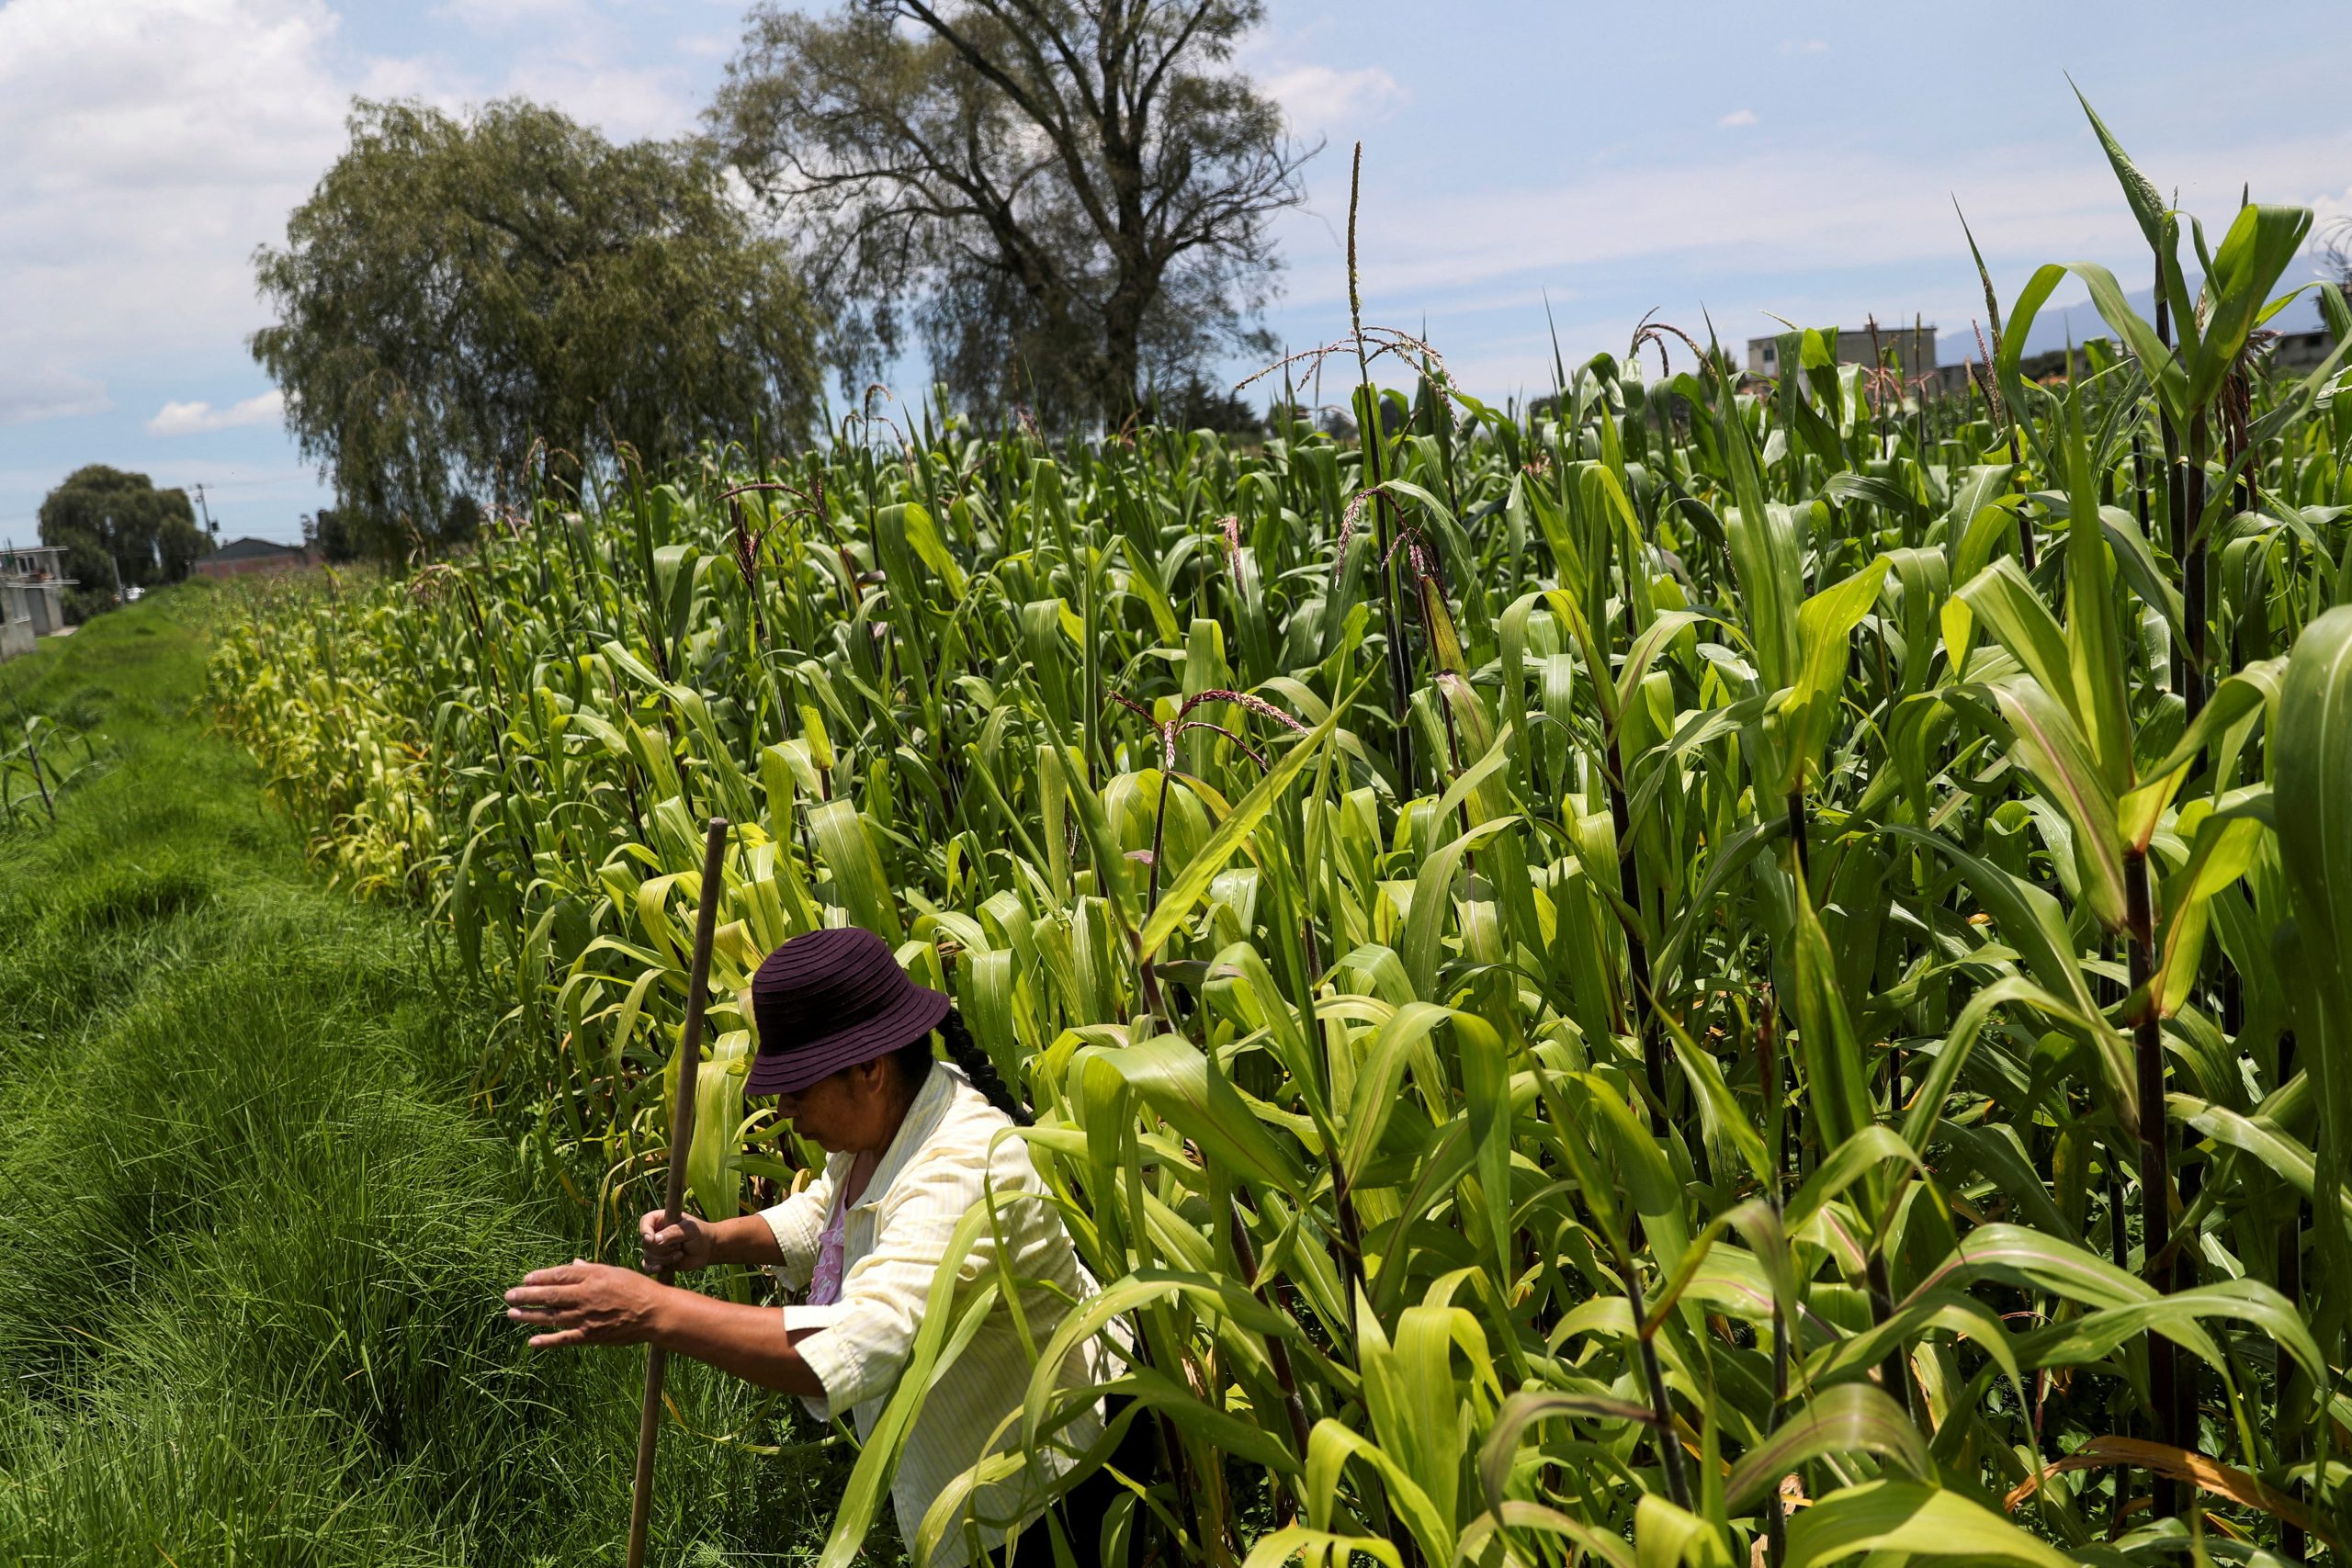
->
[36, 465, 209, 621]
[252, 98, 824, 559]
[156, 511, 211, 583]
[710, 0, 1310, 428]
[307, 508, 364, 565]
[1149, 377, 1265, 437]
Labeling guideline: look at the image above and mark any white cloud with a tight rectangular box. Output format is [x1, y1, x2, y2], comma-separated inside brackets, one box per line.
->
[1260, 121, 2352, 400]
[0, 0, 715, 458]
[434, 0, 582, 28]
[0, 0, 354, 415]
[147, 389, 286, 437]
[1302, 130, 2352, 310]
[462, 0, 701, 138]
[1263, 63, 1406, 139]
[1779, 39, 1828, 55]
[0, 364, 113, 427]
[1718, 108, 1760, 129]
[2311, 183, 2352, 235]
[502, 55, 698, 140]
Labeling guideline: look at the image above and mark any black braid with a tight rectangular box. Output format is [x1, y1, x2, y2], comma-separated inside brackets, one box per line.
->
[937, 1008, 1034, 1127]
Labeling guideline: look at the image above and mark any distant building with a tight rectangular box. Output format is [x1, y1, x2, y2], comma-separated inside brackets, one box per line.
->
[1746, 307, 2346, 394]
[193, 537, 316, 579]
[2268, 326, 2339, 377]
[1939, 330, 2339, 390]
[1, 543, 74, 661]
[1747, 324, 1938, 379]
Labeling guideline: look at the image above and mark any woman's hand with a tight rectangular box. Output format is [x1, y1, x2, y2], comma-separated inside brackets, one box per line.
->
[505, 1260, 667, 1348]
[639, 1209, 716, 1273]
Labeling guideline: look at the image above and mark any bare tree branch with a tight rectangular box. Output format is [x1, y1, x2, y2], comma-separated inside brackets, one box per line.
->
[709, 0, 1309, 424]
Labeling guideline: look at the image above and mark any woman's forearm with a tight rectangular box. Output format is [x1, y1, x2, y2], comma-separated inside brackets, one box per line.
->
[652, 1287, 826, 1396]
[706, 1213, 787, 1268]
[508, 1258, 825, 1395]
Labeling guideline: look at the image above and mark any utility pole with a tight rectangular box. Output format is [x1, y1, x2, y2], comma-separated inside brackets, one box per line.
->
[102, 513, 125, 604]
[191, 482, 219, 545]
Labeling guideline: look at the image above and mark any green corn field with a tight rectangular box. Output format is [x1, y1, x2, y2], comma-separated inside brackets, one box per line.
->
[210, 109, 2352, 1568]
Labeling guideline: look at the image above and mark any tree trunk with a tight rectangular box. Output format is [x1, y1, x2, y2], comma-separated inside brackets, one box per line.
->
[1099, 282, 1146, 425]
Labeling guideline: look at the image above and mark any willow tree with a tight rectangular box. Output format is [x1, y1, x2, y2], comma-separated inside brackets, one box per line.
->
[252, 99, 824, 557]
[36, 466, 209, 620]
[709, 0, 1311, 428]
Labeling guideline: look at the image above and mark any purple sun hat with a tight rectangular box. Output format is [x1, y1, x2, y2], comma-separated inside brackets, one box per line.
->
[745, 927, 950, 1096]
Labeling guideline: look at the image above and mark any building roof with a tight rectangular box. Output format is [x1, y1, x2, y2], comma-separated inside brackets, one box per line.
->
[0, 544, 73, 584]
[209, 536, 308, 563]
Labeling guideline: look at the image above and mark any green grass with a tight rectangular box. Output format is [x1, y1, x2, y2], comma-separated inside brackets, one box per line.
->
[0, 587, 848, 1566]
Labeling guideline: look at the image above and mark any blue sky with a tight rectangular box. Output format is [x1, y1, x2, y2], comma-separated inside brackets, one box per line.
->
[4, 0, 2347, 547]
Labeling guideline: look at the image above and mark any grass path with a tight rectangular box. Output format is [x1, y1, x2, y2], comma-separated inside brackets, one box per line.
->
[0, 590, 842, 1565]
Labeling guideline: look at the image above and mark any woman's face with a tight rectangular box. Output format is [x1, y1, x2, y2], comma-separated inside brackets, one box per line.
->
[774, 1058, 899, 1154]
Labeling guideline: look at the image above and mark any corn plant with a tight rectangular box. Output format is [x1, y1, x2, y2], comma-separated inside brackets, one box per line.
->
[0, 712, 104, 829]
[210, 95, 2352, 1568]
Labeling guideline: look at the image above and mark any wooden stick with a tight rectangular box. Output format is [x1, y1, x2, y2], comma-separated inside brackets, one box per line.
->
[626, 816, 730, 1568]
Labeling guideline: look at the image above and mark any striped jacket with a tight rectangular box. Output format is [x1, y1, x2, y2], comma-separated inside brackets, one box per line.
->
[762, 1061, 1104, 1567]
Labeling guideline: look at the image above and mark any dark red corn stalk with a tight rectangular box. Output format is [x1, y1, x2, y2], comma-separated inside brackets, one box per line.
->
[2123, 846, 2183, 1517]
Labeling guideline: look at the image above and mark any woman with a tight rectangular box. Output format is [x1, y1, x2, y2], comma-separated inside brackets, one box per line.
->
[505, 926, 1128, 1567]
